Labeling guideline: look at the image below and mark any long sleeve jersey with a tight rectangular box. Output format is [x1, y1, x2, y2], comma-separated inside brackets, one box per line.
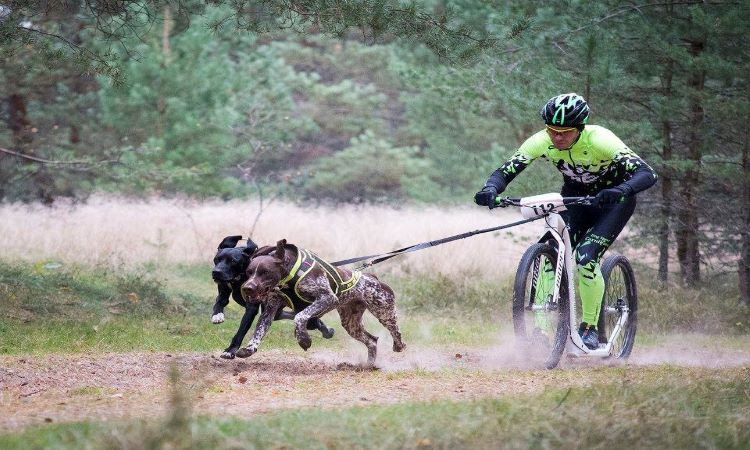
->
[488, 125, 657, 196]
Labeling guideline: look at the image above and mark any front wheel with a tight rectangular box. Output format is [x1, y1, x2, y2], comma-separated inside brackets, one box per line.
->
[512, 243, 569, 369]
[598, 254, 638, 359]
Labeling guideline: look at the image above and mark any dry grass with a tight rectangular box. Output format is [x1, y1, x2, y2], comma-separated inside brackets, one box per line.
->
[0, 196, 545, 279]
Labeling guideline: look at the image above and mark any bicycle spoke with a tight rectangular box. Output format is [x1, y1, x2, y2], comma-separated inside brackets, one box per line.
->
[601, 257, 637, 359]
[512, 243, 568, 368]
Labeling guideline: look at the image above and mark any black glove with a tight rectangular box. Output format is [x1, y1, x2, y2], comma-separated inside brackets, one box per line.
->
[594, 185, 632, 206]
[474, 186, 499, 209]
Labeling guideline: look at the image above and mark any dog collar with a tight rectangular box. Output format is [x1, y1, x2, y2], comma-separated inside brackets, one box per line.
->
[278, 250, 305, 288]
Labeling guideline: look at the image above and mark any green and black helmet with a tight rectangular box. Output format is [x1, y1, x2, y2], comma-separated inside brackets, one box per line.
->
[540, 93, 590, 128]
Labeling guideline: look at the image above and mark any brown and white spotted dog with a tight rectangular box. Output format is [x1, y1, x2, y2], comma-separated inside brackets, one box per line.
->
[235, 239, 405, 366]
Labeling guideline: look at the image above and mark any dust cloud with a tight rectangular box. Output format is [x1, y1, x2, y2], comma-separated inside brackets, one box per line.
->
[311, 331, 750, 371]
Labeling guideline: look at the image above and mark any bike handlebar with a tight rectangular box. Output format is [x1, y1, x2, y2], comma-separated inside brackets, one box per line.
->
[494, 196, 595, 208]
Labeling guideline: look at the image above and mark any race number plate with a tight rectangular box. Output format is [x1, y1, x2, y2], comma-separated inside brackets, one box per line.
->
[519, 193, 567, 219]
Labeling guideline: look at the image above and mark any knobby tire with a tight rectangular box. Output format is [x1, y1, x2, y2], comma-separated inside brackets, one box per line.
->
[598, 254, 638, 359]
[512, 243, 569, 369]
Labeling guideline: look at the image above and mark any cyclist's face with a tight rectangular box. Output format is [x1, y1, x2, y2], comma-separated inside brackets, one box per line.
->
[546, 126, 580, 150]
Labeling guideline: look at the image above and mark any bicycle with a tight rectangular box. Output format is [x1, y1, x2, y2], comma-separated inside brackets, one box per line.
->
[497, 193, 638, 369]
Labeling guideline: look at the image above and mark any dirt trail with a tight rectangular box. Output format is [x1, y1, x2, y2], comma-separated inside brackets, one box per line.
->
[2, 338, 749, 432]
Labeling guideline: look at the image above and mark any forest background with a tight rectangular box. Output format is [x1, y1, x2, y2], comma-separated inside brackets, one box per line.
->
[2, 0, 749, 300]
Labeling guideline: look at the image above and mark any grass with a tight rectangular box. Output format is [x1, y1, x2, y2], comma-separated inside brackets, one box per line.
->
[0, 259, 507, 355]
[390, 273, 514, 316]
[1, 258, 748, 355]
[636, 267, 750, 335]
[0, 260, 176, 322]
[0, 311, 502, 355]
[69, 386, 118, 396]
[1, 366, 748, 449]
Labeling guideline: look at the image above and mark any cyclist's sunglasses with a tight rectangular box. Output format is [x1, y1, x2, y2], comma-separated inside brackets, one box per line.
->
[546, 125, 579, 135]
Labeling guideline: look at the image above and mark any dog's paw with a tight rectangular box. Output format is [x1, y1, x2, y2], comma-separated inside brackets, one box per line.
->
[211, 313, 225, 324]
[234, 347, 256, 358]
[295, 330, 312, 351]
[321, 327, 335, 339]
[220, 351, 235, 359]
[393, 341, 406, 352]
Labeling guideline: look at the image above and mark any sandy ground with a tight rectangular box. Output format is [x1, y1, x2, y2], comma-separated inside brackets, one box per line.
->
[2, 337, 750, 432]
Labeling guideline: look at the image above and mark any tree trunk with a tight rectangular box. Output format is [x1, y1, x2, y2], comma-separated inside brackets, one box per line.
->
[676, 39, 705, 287]
[740, 79, 750, 305]
[7, 92, 54, 204]
[8, 94, 32, 145]
[61, 3, 87, 146]
[157, 5, 172, 138]
[162, 5, 172, 65]
[584, 34, 594, 102]
[0, 94, 32, 199]
[658, 60, 674, 283]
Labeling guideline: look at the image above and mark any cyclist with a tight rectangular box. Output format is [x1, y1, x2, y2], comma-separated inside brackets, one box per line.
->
[474, 93, 657, 349]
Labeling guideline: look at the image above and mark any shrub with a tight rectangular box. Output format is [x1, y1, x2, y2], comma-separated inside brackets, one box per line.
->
[0, 260, 173, 321]
[300, 131, 442, 203]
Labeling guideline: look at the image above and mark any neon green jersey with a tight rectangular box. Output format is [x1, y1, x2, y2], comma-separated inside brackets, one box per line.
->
[498, 125, 657, 195]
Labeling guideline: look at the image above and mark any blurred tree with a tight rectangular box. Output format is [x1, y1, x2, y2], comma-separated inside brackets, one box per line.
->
[0, 0, 499, 78]
[96, 6, 320, 197]
[593, 1, 750, 290]
[0, 0, 516, 203]
[0, 2, 119, 202]
[300, 130, 439, 203]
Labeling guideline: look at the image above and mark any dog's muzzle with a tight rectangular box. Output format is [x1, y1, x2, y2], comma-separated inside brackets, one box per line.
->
[241, 281, 273, 301]
[212, 270, 230, 282]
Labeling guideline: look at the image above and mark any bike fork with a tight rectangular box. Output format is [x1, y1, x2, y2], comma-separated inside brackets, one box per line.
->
[546, 213, 592, 355]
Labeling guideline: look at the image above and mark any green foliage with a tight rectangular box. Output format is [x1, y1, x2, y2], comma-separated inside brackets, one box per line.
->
[0, 260, 171, 322]
[0, 0, 514, 203]
[95, 6, 316, 197]
[300, 131, 440, 203]
[2, 1, 746, 204]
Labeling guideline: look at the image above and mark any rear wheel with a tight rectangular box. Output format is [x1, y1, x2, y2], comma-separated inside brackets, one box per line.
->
[512, 243, 569, 369]
[597, 254, 638, 359]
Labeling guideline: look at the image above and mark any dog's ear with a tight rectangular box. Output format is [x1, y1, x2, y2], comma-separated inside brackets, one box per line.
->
[275, 239, 287, 259]
[218, 235, 243, 250]
[243, 239, 259, 256]
[253, 246, 275, 257]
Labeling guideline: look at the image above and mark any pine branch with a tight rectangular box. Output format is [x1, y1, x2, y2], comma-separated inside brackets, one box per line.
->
[19, 26, 100, 60]
[0, 147, 119, 166]
[553, 1, 739, 44]
[215, 0, 512, 61]
[17, 25, 121, 80]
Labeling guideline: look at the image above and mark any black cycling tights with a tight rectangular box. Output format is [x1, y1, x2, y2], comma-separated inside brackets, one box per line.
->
[562, 197, 636, 325]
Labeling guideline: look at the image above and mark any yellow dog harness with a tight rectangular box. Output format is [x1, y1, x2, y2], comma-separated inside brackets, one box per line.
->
[277, 248, 362, 310]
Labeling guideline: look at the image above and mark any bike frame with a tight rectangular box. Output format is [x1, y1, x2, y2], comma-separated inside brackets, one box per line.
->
[507, 194, 630, 357]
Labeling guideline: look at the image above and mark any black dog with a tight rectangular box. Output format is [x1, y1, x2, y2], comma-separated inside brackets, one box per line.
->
[211, 235, 334, 359]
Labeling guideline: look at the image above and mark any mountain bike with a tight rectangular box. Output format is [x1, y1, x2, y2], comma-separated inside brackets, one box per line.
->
[497, 193, 638, 369]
